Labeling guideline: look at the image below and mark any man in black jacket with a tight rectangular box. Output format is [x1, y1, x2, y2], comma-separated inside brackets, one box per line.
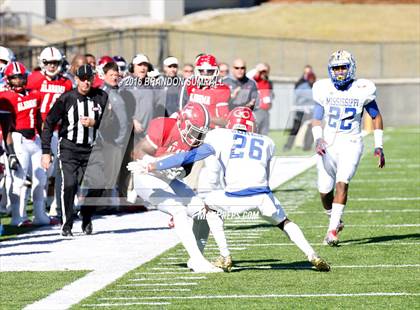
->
[41, 64, 108, 236]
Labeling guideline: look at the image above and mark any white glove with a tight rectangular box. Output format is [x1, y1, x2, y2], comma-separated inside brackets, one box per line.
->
[161, 167, 186, 180]
[127, 159, 150, 175]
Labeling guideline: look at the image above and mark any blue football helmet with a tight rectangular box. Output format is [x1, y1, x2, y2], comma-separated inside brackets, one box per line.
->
[328, 50, 356, 88]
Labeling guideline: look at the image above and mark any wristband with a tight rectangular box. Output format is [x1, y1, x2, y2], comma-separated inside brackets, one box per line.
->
[312, 126, 323, 141]
[374, 129, 383, 149]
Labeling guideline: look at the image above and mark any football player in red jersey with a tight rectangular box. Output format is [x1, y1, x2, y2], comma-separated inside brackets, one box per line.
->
[27, 46, 72, 217]
[180, 54, 230, 129]
[128, 102, 222, 273]
[0, 62, 58, 226]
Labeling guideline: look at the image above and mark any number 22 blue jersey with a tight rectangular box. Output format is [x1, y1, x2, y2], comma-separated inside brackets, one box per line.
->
[313, 78, 376, 141]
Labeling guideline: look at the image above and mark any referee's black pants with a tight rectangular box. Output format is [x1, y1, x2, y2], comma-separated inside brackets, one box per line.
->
[59, 140, 104, 231]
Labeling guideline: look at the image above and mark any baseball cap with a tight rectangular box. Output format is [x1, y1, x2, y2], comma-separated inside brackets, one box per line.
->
[163, 56, 178, 67]
[132, 54, 149, 65]
[76, 64, 94, 79]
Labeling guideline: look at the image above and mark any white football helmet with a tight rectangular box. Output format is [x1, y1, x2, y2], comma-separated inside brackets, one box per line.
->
[39, 46, 63, 77]
[328, 50, 356, 88]
[0, 46, 12, 71]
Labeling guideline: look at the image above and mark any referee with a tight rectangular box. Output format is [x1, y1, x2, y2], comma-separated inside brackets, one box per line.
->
[41, 64, 108, 236]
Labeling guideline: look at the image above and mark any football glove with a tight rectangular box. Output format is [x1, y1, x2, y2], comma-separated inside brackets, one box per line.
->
[315, 138, 327, 156]
[127, 159, 150, 175]
[8, 154, 20, 170]
[161, 167, 186, 180]
[374, 147, 385, 168]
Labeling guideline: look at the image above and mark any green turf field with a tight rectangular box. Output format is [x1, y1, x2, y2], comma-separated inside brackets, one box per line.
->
[71, 127, 420, 309]
[0, 271, 88, 309]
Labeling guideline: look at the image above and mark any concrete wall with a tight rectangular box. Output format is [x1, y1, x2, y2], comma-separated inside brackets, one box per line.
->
[56, 0, 149, 19]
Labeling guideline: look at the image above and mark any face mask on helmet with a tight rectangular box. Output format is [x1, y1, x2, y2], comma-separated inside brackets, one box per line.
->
[194, 54, 219, 86]
[226, 107, 255, 132]
[39, 47, 63, 77]
[328, 50, 356, 89]
[178, 103, 210, 147]
[4, 62, 27, 92]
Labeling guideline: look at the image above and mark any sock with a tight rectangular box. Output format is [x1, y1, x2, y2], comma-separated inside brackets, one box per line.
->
[173, 211, 206, 261]
[328, 203, 345, 231]
[325, 209, 332, 218]
[206, 211, 230, 257]
[283, 221, 315, 259]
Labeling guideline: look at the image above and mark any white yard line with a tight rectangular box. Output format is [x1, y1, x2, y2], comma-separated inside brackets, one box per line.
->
[108, 289, 191, 292]
[114, 282, 198, 287]
[352, 197, 420, 201]
[83, 302, 171, 307]
[93, 292, 420, 302]
[288, 209, 420, 214]
[128, 276, 206, 281]
[245, 242, 420, 247]
[235, 265, 420, 270]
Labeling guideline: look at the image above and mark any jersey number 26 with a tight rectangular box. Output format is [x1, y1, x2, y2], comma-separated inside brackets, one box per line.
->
[230, 134, 264, 160]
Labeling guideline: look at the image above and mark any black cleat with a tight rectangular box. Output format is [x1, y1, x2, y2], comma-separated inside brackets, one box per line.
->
[82, 221, 93, 235]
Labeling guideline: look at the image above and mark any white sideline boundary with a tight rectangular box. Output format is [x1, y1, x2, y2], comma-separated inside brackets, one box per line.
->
[89, 292, 420, 303]
[9, 155, 317, 310]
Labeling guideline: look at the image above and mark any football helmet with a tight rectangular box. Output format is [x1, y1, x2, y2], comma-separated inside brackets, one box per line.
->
[0, 46, 12, 71]
[328, 50, 356, 88]
[178, 102, 210, 147]
[226, 106, 255, 132]
[194, 54, 219, 86]
[39, 46, 63, 77]
[96, 55, 114, 79]
[113, 55, 127, 75]
[4, 62, 27, 92]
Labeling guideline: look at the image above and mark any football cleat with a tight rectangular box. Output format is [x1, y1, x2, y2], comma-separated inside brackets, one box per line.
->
[187, 258, 224, 273]
[324, 229, 339, 246]
[212, 255, 233, 272]
[309, 254, 331, 272]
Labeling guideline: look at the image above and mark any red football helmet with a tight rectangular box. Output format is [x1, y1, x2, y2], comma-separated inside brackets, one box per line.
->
[96, 55, 114, 79]
[3, 62, 27, 92]
[178, 102, 210, 147]
[194, 54, 219, 86]
[226, 107, 255, 132]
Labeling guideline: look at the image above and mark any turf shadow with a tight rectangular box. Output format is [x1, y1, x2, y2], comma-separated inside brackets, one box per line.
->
[91, 226, 171, 236]
[341, 233, 420, 245]
[0, 238, 70, 249]
[0, 250, 51, 257]
[231, 260, 315, 272]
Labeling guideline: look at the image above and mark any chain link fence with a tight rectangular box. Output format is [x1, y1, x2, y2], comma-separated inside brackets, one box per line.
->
[10, 28, 420, 79]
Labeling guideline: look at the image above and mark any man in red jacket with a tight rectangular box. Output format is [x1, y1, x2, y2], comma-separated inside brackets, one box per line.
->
[251, 63, 273, 135]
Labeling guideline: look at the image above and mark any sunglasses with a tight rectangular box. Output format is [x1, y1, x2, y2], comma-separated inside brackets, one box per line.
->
[168, 64, 178, 68]
[43, 60, 60, 66]
[234, 66, 245, 70]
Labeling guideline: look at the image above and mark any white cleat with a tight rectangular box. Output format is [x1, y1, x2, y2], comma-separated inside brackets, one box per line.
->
[187, 258, 224, 273]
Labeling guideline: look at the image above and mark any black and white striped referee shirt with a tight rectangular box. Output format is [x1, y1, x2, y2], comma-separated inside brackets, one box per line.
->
[41, 88, 108, 154]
